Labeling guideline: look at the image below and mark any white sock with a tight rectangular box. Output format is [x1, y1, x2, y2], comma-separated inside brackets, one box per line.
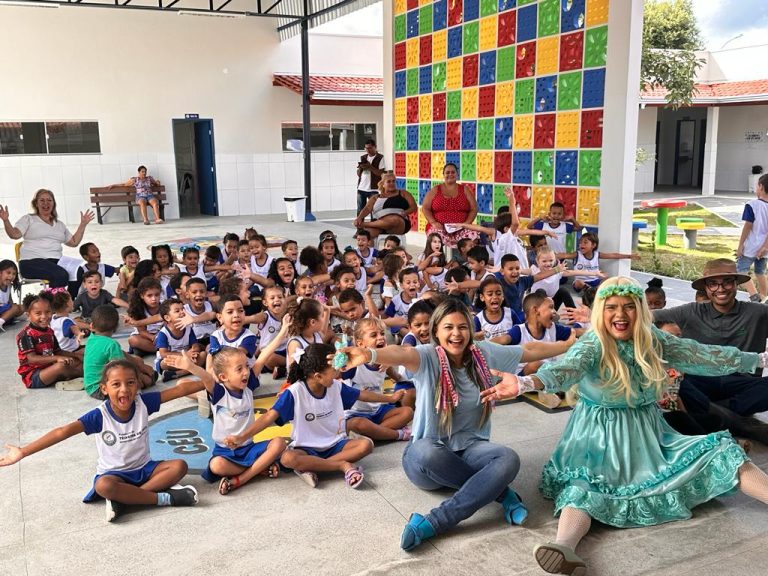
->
[739, 462, 768, 503]
[554, 507, 592, 552]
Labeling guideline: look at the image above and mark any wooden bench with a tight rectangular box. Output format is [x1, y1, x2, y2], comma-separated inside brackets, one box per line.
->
[89, 186, 168, 224]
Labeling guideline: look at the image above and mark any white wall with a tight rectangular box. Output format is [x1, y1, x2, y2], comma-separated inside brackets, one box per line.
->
[635, 107, 657, 193]
[0, 7, 381, 223]
[715, 105, 768, 192]
[699, 45, 768, 83]
[274, 32, 384, 75]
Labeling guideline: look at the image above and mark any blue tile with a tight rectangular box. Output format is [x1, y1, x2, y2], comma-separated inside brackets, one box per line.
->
[448, 26, 463, 59]
[433, 122, 446, 150]
[582, 68, 606, 108]
[464, 0, 480, 22]
[395, 70, 407, 99]
[477, 184, 494, 214]
[433, 0, 447, 31]
[407, 125, 419, 151]
[479, 50, 497, 85]
[535, 75, 558, 113]
[396, 178, 407, 190]
[555, 150, 578, 185]
[419, 180, 432, 203]
[561, 0, 585, 33]
[461, 120, 478, 150]
[513, 151, 532, 184]
[494, 117, 513, 150]
[517, 4, 538, 42]
[446, 152, 461, 172]
[499, 0, 516, 12]
[419, 65, 433, 94]
[407, 9, 420, 38]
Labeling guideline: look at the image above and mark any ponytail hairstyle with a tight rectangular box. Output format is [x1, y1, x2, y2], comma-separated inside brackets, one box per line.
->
[285, 297, 324, 337]
[211, 346, 246, 379]
[287, 343, 335, 384]
[51, 290, 73, 314]
[22, 289, 53, 312]
[299, 246, 326, 275]
[645, 277, 665, 300]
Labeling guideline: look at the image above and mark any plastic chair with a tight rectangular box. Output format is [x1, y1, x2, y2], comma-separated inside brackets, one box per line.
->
[14, 241, 49, 299]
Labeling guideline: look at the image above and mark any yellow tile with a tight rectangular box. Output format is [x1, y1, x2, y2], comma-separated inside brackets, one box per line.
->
[577, 188, 601, 226]
[496, 82, 514, 116]
[446, 57, 463, 90]
[479, 15, 498, 52]
[555, 111, 580, 148]
[395, 99, 407, 125]
[418, 211, 428, 232]
[432, 152, 446, 180]
[394, 0, 407, 16]
[406, 153, 419, 179]
[419, 0, 432, 5]
[406, 38, 420, 69]
[477, 152, 495, 182]
[513, 115, 533, 149]
[462, 86, 478, 119]
[536, 36, 560, 76]
[532, 187, 555, 219]
[419, 95, 433, 123]
[432, 29, 447, 62]
[586, 0, 609, 27]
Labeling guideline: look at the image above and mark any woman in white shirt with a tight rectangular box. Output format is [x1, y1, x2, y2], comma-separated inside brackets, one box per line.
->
[0, 189, 94, 295]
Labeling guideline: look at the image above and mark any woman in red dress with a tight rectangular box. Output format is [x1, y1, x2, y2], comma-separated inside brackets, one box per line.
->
[421, 163, 479, 247]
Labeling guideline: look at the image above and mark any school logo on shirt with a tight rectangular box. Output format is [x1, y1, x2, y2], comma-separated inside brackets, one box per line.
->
[268, 326, 276, 334]
[305, 413, 316, 421]
[102, 431, 117, 446]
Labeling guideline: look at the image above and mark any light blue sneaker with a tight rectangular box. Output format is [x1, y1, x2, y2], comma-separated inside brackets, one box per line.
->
[502, 489, 529, 526]
[400, 513, 436, 551]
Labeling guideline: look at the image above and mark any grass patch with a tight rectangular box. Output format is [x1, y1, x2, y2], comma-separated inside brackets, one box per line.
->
[633, 203, 737, 229]
[633, 233, 738, 280]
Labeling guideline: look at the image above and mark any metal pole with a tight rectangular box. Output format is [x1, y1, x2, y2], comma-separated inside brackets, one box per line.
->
[300, 0, 314, 219]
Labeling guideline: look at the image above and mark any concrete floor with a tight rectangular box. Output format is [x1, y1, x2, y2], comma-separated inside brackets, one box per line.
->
[1, 209, 768, 576]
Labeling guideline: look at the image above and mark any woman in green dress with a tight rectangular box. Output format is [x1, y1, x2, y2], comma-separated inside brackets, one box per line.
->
[481, 276, 768, 576]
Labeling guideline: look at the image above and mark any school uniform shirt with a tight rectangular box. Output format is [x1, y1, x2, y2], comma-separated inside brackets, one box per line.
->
[532, 221, 574, 254]
[355, 247, 378, 268]
[285, 333, 324, 367]
[341, 364, 385, 415]
[183, 302, 216, 340]
[178, 264, 207, 283]
[470, 269, 495, 282]
[326, 258, 341, 275]
[493, 272, 532, 321]
[354, 269, 368, 294]
[473, 308, 517, 340]
[0, 285, 12, 313]
[490, 230, 530, 268]
[741, 198, 768, 258]
[129, 308, 164, 336]
[401, 332, 420, 346]
[428, 268, 448, 290]
[51, 314, 78, 352]
[385, 293, 415, 321]
[79, 393, 161, 474]
[530, 265, 563, 298]
[249, 255, 274, 278]
[272, 379, 360, 451]
[154, 325, 197, 371]
[16, 323, 61, 387]
[209, 379, 258, 446]
[209, 328, 258, 369]
[506, 323, 572, 371]
[76, 263, 116, 288]
[573, 250, 600, 283]
[257, 311, 287, 352]
[205, 270, 220, 293]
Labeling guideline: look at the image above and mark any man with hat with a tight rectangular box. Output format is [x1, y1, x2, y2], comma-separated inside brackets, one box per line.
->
[654, 258, 768, 442]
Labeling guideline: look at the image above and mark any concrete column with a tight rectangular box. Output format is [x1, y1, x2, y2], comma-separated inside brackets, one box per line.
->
[701, 106, 720, 196]
[599, 0, 645, 277]
[381, 0, 393, 168]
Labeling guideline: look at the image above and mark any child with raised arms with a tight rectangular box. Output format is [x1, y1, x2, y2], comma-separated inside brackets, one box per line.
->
[473, 276, 517, 341]
[557, 231, 636, 292]
[530, 246, 603, 310]
[202, 316, 292, 495]
[253, 285, 290, 376]
[154, 298, 205, 381]
[0, 259, 24, 330]
[224, 343, 403, 488]
[0, 354, 206, 523]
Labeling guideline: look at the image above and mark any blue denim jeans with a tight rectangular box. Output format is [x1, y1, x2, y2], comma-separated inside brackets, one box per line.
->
[402, 438, 520, 533]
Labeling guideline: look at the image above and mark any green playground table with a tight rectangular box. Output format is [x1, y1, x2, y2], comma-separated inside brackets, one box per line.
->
[639, 199, 688, 246]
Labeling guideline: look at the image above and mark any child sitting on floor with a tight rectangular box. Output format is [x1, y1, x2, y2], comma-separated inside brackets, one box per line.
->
[557, 232, 636, 292]
[77, 242, 117, 293]
[125, 277, 164, 355]
[74, 270, 128, 321]
[0, 259, 24, 330]
[51, 289, 86, 359]
[473, 276, 517, 341]
[181, 277, 217, 347]
[154, 298, 205, 382]
[116, 246, 139, 301]
[208, 295, 260, 389]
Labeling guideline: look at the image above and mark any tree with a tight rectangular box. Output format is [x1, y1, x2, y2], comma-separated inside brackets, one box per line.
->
[642, 0, 705, 109]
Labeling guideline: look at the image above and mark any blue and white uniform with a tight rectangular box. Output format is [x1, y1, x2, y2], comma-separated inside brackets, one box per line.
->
[470, 269, 495, 282]
[385, 293, 416, 334]
[178, 264, 207, 283]
[210, 327, 259, 389]
[77, 263, 117, 292]
[355, 247, 378, 268]
[326, 258, 341, 275]
[130, 308, 164, 336]
[530, 265, 563, 298]
[183, 302, 216, 341]
[0, 285, 13, 314]
[285, 333, 324, 368]
[354, 269, 368, 294]
[506, 323, 572, 372]
[401, 332, 420, 347]
[78, 393, 162, 501]
[428, 268, 448, 291]
[573, 250, 601, 286]
[257, 311, 287, 356]
[51, 314, 79, 352]
[342, 364, 394, 424]
[250, 255, 274, 278]
[532, 221, 574, 254]
[272, 379, 360, 456]
[474, 308, 517, 340]
[490, 230, 529, 268]
[154, 325, 197, 373]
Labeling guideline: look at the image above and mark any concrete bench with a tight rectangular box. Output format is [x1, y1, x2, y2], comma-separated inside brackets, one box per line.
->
[632, 220, 647, 250]
[676, 217, 705, 250]
[90, 186, 168, 224]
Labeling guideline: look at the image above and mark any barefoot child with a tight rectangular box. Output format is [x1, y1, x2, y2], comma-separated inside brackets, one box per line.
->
[224, 343, 402, 489]
[0, 356, 205, 523]
[0, 259, 23, 330]
[201, 315, 292, 495]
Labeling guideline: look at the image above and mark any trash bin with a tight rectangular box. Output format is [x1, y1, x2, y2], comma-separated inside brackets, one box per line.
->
[284, 196, 307, 222]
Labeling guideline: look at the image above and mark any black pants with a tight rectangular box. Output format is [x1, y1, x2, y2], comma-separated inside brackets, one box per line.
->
[553, 286, 575, 310]
[680, 374, 768, 417]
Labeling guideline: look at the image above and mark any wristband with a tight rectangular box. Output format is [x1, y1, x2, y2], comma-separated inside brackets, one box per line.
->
[758, 352, 768, 369]
[517, 375, 537, 395]
[367, 347, 378, 365]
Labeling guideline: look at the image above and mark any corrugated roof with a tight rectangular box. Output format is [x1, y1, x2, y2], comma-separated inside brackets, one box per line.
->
[277, 0, 381, 41]
[642, 79, 768, 105]
[273, 73, 383, 101]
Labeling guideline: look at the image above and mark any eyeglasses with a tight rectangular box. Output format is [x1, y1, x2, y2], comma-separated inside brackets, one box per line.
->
[704, 278, 736, 290]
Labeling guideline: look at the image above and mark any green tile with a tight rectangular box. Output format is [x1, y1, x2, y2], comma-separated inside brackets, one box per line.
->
[579, 150, 602, 187]
[514, 78, 534, 115]
[533, 151, 555, 185]
[433, 62, 446, 92]
[585, 25, 609, 68]
[419, 5, 433, 36]
[447, 90, 462, 120]
[419, 124, 432, 150]
[480, 0, 497, 18]
[557, 71, 583, 111]
[496, 46, 516, 82]
[395, 126, 406, 151]
[517, 0, 536, 5]
[406, 179, 419, 198]
[477, 119, 495, 150]
[407, 68, 419, 96]
[461, 152, 476, 181]
[493, 185, 510, 214]
[538, 0, 560, 37]
[394, 14, 406, 43]
[463, 21, 479, 54]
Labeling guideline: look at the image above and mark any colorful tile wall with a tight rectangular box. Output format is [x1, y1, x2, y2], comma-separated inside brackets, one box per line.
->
[393, 0, 607, 229]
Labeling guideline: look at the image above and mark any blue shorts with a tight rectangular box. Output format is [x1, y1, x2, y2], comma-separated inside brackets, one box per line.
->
[346, 403, 395, 425]
[83, 459, 161, 502]
[573, 278, 601, 292]
[201, 440, 272, 482]
[28, 370, 49, 389]
[0, 303, 11, 315]
[135, 191, 154, 202]
[295, 438, 348, 459]
[394, 381, 415, 392]
[274, 349, 287, 358]
[736, 255, 767, 275]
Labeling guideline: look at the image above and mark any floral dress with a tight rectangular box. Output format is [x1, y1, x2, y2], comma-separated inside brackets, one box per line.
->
[535, 328, 757, 528]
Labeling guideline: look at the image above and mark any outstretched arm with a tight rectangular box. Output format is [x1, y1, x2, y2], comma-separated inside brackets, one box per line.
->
[252, 315, 293, 374]
[224, 409, 281, 448]
[340, 345, 420, 374]
[0, 420, 84, 466]
[161, 350, 214, 396]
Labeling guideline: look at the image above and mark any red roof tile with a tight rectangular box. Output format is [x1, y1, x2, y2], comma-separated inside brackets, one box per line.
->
[641, 79, 768, 104]
[273, 74, 383, 101]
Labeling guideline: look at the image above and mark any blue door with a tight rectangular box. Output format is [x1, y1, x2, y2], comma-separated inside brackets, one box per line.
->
[194, 120, 218, 216]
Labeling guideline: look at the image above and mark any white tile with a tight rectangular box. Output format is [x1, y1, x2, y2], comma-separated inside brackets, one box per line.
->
[217, 189, 239, 216]
[283, 153, 302, 164]
[219, 154, 237, 164]
[269, 163, 285, 188]
[313, 152, 330, 163]
[156, 153, 175, 164]
[80, 165, 103, 191]
[20, 166, 44, 192]
[253, 189, 272, 215]
[99, 154, 121, 166]
[238, 188, 256, 215]
[0, 166, 23, 198]
[329, 162, 346, 187]
[312, 162, 330, 187]
[19, 156, 41, 167]
[0, 156, 20, 168]
[217, 164, 237, 190]
[253, 163, 270, 188]
[284, 164, 304, 188]
[236, 163, 254, 189]
[99, 165, 122, 186]
[38, 155, 61, 167]
[269, 187, 287, 214]
[268, 153, 284, 164]
[59, 155, 83, 166]
[42, 166, 63, 193]
[61, 166, 84, 197]
[253, 153, 269, 164]
[120, 165, 136, 182]
[314, 186, 331, 212]
[118, 153, 139, 166]
[236, 154, 252, 164]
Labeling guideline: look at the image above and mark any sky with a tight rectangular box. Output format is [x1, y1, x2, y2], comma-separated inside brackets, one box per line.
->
[314, 1, 768, 52]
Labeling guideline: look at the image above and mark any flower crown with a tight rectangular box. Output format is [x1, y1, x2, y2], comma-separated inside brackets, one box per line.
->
[596, 284, 644, 300]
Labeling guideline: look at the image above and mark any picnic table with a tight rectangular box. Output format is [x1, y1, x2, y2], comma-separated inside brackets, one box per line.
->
[639, 199, 688, 246]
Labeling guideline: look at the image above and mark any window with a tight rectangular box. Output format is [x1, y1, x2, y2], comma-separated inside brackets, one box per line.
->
[0, 121, 101, 155]
[282, 122, 376, 152]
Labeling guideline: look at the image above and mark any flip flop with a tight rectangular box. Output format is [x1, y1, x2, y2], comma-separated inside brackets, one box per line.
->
[143, 221, 150, 225]
[533, 542, 587, 575]
[344, 466, 364, 489]
[55, 378, 84, 391]
[294, 469, 318, 488]
[218, 476, 241, 495]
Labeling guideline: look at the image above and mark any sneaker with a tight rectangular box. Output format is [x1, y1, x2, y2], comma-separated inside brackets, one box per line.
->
[167, 485, 199, 507]
[55, 378, 84, 391]
[105, 499, 126, 523]
[533, 542, 586, 575]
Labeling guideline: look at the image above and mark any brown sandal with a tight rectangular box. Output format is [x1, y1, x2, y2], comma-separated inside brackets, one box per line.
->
[218, 475, 241, 495]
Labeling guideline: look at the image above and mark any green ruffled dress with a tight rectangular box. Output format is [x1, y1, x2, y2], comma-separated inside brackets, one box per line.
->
[536, 328, 758, 528]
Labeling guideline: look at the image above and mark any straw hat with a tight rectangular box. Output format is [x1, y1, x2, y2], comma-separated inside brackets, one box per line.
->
[691, 258, 750, 291]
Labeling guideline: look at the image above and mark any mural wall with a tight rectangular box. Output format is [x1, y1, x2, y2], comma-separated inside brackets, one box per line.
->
[393, 0, 609, 230]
